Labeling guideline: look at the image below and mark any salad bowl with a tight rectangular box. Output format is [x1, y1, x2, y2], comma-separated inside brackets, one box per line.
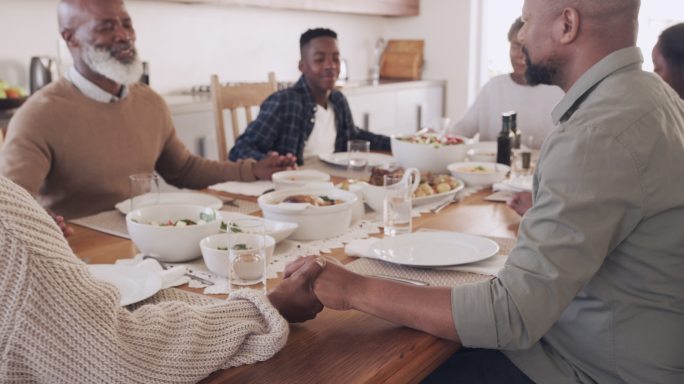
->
[126, 205, 221, 262]
[391, 133, 470, 173]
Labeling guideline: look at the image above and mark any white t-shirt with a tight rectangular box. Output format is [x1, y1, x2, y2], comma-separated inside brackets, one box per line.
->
[303, 105, 336, 160]
[451, 74, 564, 149]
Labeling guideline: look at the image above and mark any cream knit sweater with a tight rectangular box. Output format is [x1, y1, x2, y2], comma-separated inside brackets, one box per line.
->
[0, 176, 288, 383]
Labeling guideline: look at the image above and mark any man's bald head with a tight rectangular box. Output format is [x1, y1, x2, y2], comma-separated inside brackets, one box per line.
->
[519, 0, 641, 90]
[58, 0, 125, 32]
[550, 0, 640, 47]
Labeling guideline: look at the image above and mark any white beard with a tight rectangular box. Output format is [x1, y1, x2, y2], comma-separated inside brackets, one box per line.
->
[82, 44, 144, 85]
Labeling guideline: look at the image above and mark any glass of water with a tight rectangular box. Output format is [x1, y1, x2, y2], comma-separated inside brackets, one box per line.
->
[228, 218, 267, 295]
[347, 139, 370, 182]
[383, 174, 412, 237]
[129, 173, 159, 211]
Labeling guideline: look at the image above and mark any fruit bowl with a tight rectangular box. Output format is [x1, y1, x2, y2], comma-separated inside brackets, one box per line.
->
[0, 96, 27, 111]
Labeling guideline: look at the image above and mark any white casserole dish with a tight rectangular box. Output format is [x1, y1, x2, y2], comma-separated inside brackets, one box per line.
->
[257, 187, 358, 241]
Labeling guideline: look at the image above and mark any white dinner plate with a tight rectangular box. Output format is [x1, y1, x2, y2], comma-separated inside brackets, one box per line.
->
[219, 212, 298, 243]
[504, 175, 533, 192]
[412, 179, 465, 207]
[115, 192, 223, 214]
[371, 231, 499, 267]
[87, 264, 162, 306]
[319, 152, 397, 168]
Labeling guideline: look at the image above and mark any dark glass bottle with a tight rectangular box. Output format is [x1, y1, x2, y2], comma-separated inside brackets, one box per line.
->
[140, 62, 150, 85]
[497, 112, 512, 165]
[509, 111, 521, 149]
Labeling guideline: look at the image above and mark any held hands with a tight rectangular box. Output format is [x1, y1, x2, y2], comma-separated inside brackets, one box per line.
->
[47, 209, 74, 237]
[253, 151, 297, 180]
[283, 256, 359, 312]
[507, 191, 533, 216]
[267, 257, 324, 323]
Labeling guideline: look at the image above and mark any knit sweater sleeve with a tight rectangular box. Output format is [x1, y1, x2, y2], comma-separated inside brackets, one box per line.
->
[0, 176, 288, 383]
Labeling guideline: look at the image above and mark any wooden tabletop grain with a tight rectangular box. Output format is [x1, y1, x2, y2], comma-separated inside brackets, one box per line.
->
[68, 188, 520, 384]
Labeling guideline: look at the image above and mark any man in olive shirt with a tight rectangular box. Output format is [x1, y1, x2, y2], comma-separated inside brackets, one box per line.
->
[295, 0, 684, 382]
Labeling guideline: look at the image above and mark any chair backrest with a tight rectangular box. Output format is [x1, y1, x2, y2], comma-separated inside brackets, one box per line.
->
[210, 72, 277, 160]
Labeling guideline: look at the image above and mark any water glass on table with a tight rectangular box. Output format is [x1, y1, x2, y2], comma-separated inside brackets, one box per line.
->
[383, 174, 412, 237]
[228, 218, 267, 295]
[347, 139, 370, 182]
[129, 173, 159, 211]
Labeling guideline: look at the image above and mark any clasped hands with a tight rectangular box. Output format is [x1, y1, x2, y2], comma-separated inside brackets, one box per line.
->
[267, 255, 358, 323]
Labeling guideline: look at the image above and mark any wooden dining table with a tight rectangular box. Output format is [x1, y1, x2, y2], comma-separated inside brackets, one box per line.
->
[68, 182, 521, 384]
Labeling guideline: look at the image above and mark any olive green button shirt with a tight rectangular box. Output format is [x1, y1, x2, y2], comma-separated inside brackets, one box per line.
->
[451, 47, 684, 383]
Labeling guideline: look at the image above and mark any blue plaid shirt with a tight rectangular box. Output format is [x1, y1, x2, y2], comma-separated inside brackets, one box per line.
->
[228, 76, 391, 165]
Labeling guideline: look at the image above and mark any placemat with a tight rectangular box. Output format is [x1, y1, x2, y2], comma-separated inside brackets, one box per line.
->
[70, 200, 261, 238]
[345, 236, 516, 287]
[220, 199, 261, 214]
[209, 180, 275, 197]
[70, 210, 129, 239]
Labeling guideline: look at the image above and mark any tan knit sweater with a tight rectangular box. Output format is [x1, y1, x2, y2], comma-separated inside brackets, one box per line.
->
[0, 176, 288, 383]
[0, 79, 257, 219]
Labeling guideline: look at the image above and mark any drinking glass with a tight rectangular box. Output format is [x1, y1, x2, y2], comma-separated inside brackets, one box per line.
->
[129, 173, 159, 211]
[228, 218, 267, 294]
[383, 174, 412, 237]
[347, 139, 370, 182]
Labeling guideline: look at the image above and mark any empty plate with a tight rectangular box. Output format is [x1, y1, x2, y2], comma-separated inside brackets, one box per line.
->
[371, 231, 499, 267]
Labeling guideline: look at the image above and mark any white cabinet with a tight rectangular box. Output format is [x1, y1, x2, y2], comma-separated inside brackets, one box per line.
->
[342, 80, 445, 137]
[170, 110, 218, 160]
[344, 89, 397, 136]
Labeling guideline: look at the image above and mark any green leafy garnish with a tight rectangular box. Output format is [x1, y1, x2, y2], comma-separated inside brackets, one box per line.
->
[232, 243, 248, 250]
[319, 195, 334, 203]
[200, 211, 216, 223]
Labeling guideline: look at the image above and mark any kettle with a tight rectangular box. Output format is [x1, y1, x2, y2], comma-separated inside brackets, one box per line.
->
[30, 56, 57, 94]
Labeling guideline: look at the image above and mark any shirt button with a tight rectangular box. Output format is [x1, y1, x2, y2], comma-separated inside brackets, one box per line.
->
[310, 118, 315, 123]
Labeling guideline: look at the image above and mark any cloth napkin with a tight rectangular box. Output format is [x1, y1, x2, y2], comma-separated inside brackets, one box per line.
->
[493, 175, 533, 192]
[209, 180, 275, 196]
[117, 257, 190, 288]
[344, 237, 506, 276]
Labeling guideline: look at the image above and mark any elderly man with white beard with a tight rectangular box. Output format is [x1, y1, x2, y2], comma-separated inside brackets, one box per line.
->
[0, 0, 295, 228]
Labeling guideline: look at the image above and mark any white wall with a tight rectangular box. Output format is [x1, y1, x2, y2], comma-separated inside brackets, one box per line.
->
[384, 0, 473, 123]
[0, 0, 386, 93]
[0, 0, 474, 116]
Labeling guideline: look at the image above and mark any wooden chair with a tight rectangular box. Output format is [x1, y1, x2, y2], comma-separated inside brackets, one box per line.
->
[210, 72, 278, 160]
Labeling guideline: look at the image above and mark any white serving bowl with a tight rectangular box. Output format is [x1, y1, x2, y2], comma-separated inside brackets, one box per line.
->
[200, 233, 275, 278]
[258, 187, 358, 241]
[272, 170, 330, 190]
[360, 168, 421, 212]
[126, 205, 221, 262]
[447, 162, 510, 187]
[466, 141, 497, 163]
[391, 134, 469, 173]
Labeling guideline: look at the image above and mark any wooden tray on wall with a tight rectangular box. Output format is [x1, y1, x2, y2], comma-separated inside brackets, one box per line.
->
[380, 40, 424, 80]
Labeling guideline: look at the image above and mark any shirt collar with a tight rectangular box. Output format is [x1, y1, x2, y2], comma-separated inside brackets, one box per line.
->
[551, 47, 643, 124]
[66, 66, 129, 103]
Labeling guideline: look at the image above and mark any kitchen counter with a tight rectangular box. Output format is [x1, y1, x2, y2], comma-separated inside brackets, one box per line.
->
[163, 93, 213, 115]
[162, 78, 447, 115]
